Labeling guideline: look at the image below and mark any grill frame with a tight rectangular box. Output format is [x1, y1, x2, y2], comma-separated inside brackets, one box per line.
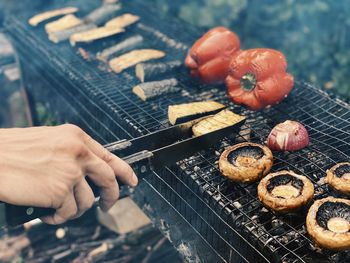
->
[4, 0, 350, 262]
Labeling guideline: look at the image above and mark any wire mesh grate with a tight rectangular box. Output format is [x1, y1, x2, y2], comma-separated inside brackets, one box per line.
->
[5, 0, 350, 262]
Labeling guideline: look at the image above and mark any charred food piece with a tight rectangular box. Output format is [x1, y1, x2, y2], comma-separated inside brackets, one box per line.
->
[326, 162, 350, 195]
[192, 109, 245, 136]
[29, 7, 78, 26]
[133, 78, 180, 101]
[135, 61, 182, 82]
[306, 197, 350, 250]
[45, 14, 82, 34]
[109, 49, 166, 73]
[70, 26, 124, 46]
[258, 170, 314, 213]
[97, 35, 144, 62]
[168, 101, 225, 125]
[219, 142, 273, 183]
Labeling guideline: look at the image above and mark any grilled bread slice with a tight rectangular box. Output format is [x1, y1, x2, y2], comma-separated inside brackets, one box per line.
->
[45, 14, 82, 34]
[168, 101, 225, 125]
[29, 7, 78, 26]
[192, 109, 245, 136]
[109, 49, 165, 73]
[105, 14, 140, 28]
[70, 26, 124, 46]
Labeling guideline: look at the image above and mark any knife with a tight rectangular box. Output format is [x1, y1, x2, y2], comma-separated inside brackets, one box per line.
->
[0, 116, 245, 227]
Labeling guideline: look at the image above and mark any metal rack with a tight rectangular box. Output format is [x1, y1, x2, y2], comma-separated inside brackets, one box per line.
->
[4, 0, 350, 262]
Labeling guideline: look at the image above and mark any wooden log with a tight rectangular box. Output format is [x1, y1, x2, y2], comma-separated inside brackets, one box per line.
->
[96, 35, 143, 62]
[132, 78, 180, 101]
[135, 60, 182, 82]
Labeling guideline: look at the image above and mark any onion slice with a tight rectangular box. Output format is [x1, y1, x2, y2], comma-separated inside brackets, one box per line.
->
[267, 120, 309, 151]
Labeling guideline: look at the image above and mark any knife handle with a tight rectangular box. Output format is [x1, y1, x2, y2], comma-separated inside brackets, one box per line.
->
[4, 204, 55, 226]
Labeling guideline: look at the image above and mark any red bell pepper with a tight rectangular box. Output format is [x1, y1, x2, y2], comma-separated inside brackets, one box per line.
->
[225, 48, 294, 110]
[185, 27, 240, 84]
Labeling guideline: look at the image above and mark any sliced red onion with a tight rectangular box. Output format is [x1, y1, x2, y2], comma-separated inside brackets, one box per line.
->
[267, 120, 309, 151]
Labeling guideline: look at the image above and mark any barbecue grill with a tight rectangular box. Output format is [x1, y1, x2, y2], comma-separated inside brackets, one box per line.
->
[4, 0, 350, 262]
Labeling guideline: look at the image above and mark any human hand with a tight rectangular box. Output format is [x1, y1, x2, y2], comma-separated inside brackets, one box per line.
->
[0, 124, 138, 224]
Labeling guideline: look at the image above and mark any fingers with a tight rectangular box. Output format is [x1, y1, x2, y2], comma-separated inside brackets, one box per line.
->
[41, 194, 77, 225]
[83, 134, 138, 187]
[73, 180, 95, 218]
[83, 151, 120, 211]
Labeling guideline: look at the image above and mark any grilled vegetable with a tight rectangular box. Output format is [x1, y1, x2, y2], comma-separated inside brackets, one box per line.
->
[84, 4, 121, 25]
[185, 27, 240, 84]
[45, 14, 82, 34]
[29, 7, 78, 26]
[226, 48, 294, 110]
[96, 35, 143, 62]
[135, 61, 182, 82]
[326, 162, 350, 195]
[258, 171, 314, 213]
[70, 26, 124, 46]
[105, 14, 140, 28]
[49, 23, 96, 43]
[192, 109, 245, 136]
[168, 101, 225, 125]
[306, 197, 350, 250]
[109, 49, 165, 73]
[133, 78, 180, 101]
[219, 142, 273, 183]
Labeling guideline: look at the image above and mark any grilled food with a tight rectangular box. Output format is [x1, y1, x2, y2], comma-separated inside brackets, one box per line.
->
[192, 109, 245, 136]
[70, 26, 124, 46]
[105, 14, 140, 28]
[136, 61, 182, 82]
[326, 162, 350, 195]
[258, 170, 314, 213]
[109, 49, 165, 73]
[84, 4, 121, 25]
[49, 23, 96, 43]
[45, 14, 82, 34]
[29, 7, 78, 26]
[219, 142, 273, 183]
[97, 35, 144, 62]
[133, 78, 180, 101]
[168, 101, 225, 125]
[306, 197, 350, 250]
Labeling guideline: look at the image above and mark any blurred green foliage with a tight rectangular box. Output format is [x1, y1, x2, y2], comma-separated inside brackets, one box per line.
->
[155, 0, 350, 98]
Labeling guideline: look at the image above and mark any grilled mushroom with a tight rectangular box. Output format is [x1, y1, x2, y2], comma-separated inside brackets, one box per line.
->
[326, 162, 350, 195]
[258, 171, 314, 213]
[219, 142, 273, 183]
[306, 197, 350, 250]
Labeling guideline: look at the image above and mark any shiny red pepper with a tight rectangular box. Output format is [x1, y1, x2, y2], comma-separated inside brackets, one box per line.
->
[185, 27, 240, 84]
[226, 48, 294, 110]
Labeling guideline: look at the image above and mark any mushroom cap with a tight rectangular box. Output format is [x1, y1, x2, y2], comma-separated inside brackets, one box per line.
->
[258, 170, 314, 213]
[219, 142, 273, 183]
[306, 197, 350, 250]
[326, 162, 350, 195]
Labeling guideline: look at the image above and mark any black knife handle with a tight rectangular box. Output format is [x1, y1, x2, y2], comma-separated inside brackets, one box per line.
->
[5, 204, 55, 226]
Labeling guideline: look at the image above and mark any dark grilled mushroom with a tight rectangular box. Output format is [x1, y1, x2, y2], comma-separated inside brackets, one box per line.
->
[326, 163, 350, 195]
[258, 170, 314, 213]
[219, 142, 273, 183]
[306, 197, 350, 250]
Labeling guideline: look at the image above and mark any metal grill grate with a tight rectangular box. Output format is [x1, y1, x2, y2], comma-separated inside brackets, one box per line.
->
[5, 0, 350, 262]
